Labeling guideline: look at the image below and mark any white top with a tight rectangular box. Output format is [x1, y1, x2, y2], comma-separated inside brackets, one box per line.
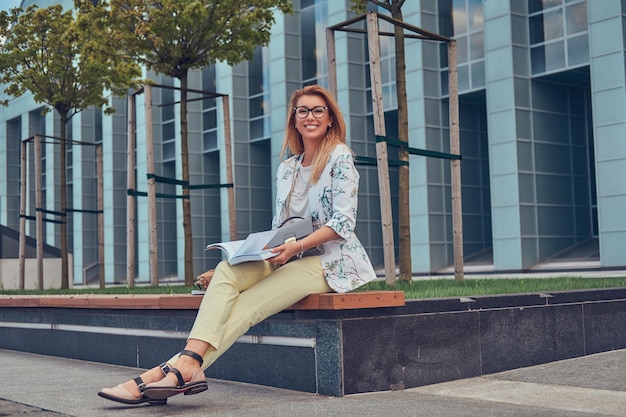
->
[287, 164, 311, 218]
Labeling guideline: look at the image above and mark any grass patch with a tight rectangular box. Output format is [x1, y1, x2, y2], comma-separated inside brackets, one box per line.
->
[1, 276, 625, 300]
[0, 285, 193, 296]
[357, 276, 626, 299]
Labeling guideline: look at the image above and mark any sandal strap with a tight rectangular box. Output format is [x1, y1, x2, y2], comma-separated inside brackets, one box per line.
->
[169, 368, 185, 388]
[180, 349, 204, 366]
[158, 362, 171, 376]
[133, 376, 145, 392]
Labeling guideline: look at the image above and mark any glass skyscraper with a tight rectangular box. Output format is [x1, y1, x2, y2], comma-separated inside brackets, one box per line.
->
[1, 0, 624, 286]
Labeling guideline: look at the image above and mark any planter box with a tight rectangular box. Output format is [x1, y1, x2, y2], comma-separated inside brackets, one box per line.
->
[0, 288, 624, 396]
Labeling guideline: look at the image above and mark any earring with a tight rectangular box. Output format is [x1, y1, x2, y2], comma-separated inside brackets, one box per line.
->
[328, 125, 332, 128]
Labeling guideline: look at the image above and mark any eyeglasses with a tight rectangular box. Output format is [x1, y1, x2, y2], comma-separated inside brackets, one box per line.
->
[293, 106, 328, 119]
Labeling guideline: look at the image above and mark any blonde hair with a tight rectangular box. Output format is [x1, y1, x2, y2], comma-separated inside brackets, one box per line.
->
[280, 85, 347, 183]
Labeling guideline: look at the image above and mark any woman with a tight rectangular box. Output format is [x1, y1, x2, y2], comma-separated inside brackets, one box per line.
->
[98, 85, 377, 405]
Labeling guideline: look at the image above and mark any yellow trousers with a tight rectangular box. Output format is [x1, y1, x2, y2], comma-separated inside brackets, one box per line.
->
[168, 256, 332, 370]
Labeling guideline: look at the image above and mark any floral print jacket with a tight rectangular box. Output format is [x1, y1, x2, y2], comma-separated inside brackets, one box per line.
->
[272, 143, 377, 293]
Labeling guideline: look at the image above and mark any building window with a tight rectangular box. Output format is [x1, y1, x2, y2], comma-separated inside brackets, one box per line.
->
[441, 0, 486, 93]
[529, 0, 588, 75]
[161, 78, 177, 162]
[248, 47, 269, 142]
[202, 67, 218, 151]
[300, 0, 328, 87]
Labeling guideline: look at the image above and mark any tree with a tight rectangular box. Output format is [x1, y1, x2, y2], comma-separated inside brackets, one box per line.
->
[110, 0, 293, 286]
[0, 1, 141, 289]
[351, 0, 412, 282]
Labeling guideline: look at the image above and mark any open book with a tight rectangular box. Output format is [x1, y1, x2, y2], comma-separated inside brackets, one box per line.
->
[206, 217, 313, 265]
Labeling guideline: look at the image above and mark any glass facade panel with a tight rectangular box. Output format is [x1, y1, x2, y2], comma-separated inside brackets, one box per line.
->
[566, 2, 587, 34]
[567, 34, 589, 66]
[529, 0, 588, 74]
[203, 131, 217, 150]
[202, 67, 218, 151]
[545, 40, 565, 71]
[457, 35, 468, 62]
[249, 96, 264, 119]
[543, 9, 564, 41]
[529, 0, 563, 14]
[458, 64, 470, 91]
[468, 0, 483, 30]
[470, 32, 484, 60]
[163, 141, 175, 161]
[299, 0, 328, 86]
[444, 0, 485, 93]
[300, 5, 316, 82]
[452, 0, 468, 33]
[529, 14, 546, 44]
[163, 121, 175, 141]
[202, 109, 216, 129]
[471, 60, 485, 88]
[248, 47, 269, 141]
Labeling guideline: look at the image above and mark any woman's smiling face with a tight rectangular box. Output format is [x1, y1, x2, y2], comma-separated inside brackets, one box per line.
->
[294, 94, 332, 145]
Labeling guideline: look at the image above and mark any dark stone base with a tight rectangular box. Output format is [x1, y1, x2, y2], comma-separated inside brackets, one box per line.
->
[1, 288, 625, 396]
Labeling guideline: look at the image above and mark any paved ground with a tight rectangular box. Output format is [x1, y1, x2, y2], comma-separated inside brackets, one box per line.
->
[0, 348, 624, 417]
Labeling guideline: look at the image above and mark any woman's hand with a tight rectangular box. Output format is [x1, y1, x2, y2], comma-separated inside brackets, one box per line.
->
[195, 269, 214, 290]
[268, 240, 302, 266]
[268, 225, 340, 266]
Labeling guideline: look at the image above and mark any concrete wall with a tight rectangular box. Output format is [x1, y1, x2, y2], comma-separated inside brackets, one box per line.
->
[0, 257, 73, 290]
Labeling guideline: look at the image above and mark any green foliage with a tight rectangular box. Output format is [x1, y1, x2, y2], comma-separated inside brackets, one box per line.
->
[110, 0, 293, 80]
[350, 0, 404, 14]
[350, 0, 368, 14]
[0, 1, 141, 116]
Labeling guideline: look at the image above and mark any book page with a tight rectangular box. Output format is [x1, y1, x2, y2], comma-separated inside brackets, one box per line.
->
[234, 229, 277, 257]
[206, 240, 244, 259]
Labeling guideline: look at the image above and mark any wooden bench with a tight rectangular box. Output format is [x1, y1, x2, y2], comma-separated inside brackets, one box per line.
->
[0, 290, 404, 310]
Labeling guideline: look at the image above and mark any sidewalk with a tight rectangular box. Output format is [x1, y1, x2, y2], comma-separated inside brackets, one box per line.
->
[0, 348, 624, 417]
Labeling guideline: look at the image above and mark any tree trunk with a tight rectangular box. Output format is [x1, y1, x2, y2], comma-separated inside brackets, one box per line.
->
[391, 5, 412, 282]
[59, 112, 69, 289]
[180, 72, 194, 286]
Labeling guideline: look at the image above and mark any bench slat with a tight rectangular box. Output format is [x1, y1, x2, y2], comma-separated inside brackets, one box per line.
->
[0, 291, 405, 310]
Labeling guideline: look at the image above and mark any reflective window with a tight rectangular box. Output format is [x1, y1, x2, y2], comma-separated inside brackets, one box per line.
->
[566, 2, 587, 34]
[452, 0, 468, 33]
[201, 67, 218, 151]
[377, 17, 397, 109]
[444, 0, 485, 92]
[468, 0, 484, 30]
[529, 0, 588, 75]
[567, 34, 589, 66]
[300, 0, 328, 87]
[529, 0, 563, 14]
[160, 77, 176, 162]
[248, 47, 270, 142]
[470, 32, 484, 60]
[544, 9, 564, 41]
